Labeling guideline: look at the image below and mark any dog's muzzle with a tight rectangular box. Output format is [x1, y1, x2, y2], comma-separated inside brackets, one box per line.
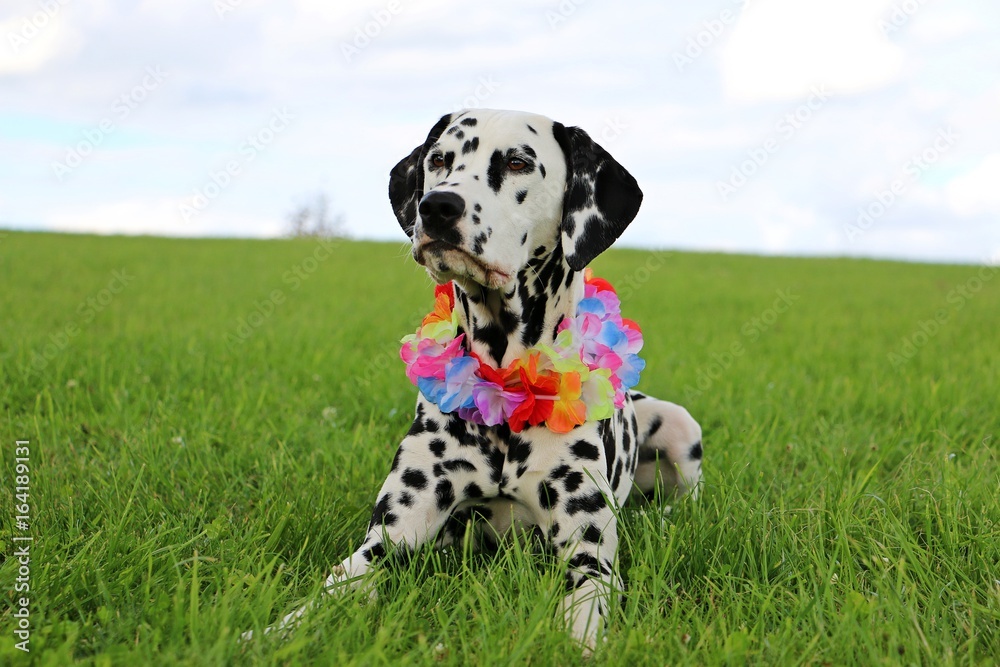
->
[417, 191, 465, 246]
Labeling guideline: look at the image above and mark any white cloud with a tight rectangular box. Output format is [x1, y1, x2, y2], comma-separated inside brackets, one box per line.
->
[946, 154, 1000, 216]
[721, 0, 904, 102]
[0, 4, 80, 74]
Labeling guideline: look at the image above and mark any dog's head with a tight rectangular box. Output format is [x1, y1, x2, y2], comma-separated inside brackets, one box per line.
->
[389, 109, 643, 290]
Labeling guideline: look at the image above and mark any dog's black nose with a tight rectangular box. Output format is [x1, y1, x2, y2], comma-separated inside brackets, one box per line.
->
[418, 191, 466, 238]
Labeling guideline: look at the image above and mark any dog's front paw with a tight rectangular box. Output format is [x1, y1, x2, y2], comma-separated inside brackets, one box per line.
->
[324, 559, 378, 601]
[240, 556, 375, 644]
[239, 600, 314, 644]
[560, 579, 607, 656]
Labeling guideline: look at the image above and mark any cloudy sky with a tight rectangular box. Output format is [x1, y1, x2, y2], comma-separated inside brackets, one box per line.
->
[2, 0, 997, 263]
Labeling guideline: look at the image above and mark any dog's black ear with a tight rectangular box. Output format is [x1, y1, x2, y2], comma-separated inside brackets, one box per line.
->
[552, 122, 643, 271]
[389, 113, 452, 237]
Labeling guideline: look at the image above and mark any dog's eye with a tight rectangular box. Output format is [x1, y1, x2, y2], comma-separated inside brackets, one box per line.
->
[430, 154, 445, 169]
[508, 158, 527, 171]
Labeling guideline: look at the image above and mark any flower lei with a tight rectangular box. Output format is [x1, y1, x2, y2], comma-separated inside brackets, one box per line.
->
[399, 270, 645, 434]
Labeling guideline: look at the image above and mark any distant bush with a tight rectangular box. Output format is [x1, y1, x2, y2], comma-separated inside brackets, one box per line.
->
[285, 192, 345, 238]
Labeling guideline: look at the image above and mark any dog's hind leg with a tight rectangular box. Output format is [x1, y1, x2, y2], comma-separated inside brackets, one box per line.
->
[629, 393, 703, 501]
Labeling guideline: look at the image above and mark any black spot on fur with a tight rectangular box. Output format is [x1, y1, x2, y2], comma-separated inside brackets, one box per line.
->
[516, 190, 527, 204]
[527, 124, 537, 134]
[612, 459, 623, 490]
[487, 150, 506, 193]
[473, 322, 508, 366]
[566, 490, 605, 516]
[435, 479, 455, 511]
[646, 416, 663, 439]
[600, 420, 616, 480]
[407, 418, 426, 437]
[550, 464, 570, 479]
[401, 468, 428, 490]
[369, 494, 397, 528]
[363, 542, 386, 562]
[443, 458, 477, 473]
[539, 164, 546, 178]
[690, 441, 703, 460]
[538, 481, 559, 509]
[563, 470, 584, 493]
[521, 144, 537, 158]
[520, 292, 548, 348]
[399, 491, 414, 507]
[445, 413, 479, 447]
[548, 261, 565, 296]
[488, 448, 504, 483]
[637, 448, 660, 463]
[472, 232, 488, 255]
[571, 440, 600, 461]
[533, 245, 546, 257]
[464, 482, 483, 499]
[462, 137, 479, 154]
[461, 117, 478, 126]
[520, 232, 528, 245]
[568, 552, 602, 573]
[474, 203, 482, 212]
[581, 524, 602, 544]
[564, 572, 584, 593]
[429, 438, 447, 458]
[507, 436, 532, 464]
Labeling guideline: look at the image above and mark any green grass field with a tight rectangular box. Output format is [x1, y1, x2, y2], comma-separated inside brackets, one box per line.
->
[1, 231, 998, 666]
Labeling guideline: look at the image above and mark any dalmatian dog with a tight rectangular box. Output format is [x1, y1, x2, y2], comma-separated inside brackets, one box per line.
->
[250, 109, 702, 652]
